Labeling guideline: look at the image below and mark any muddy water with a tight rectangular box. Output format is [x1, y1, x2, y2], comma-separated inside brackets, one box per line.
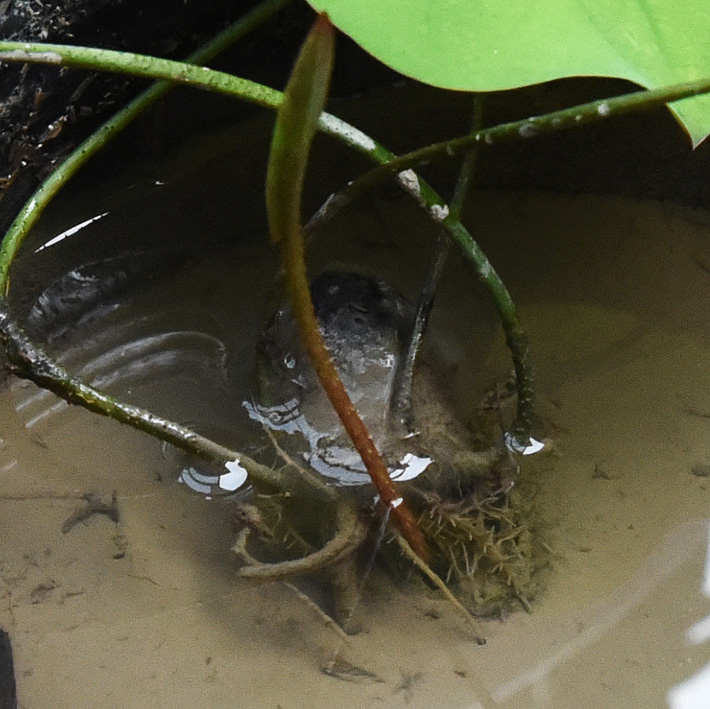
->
[2, 116, 710, 708]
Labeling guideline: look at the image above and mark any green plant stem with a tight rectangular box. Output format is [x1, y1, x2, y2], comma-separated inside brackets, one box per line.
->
[0, 297, 340, 502]
[0, 41, 535, 449]
[0, 0, 292, 290]
[313, 77, 710, 218]
[449, 96, 486, 221]
[5, 44, 701, 451]
[391, 95, 485, 426]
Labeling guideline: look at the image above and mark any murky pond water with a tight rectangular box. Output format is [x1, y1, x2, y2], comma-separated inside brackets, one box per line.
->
[2, 97, 710, 708]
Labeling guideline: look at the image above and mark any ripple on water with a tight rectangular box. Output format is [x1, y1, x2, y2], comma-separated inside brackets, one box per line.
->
[10, 250, 257, 497]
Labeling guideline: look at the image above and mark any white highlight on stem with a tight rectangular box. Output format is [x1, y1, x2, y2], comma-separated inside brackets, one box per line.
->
[319, 113, 376, 152]
[519, 122, 538, 138]
[0, 50, 63, 64]
[429, 203, 449, 221]
[397, 169, 421, 199]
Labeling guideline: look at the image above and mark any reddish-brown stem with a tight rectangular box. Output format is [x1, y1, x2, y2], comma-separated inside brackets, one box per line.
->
[280, 232, 429, 561]
[267, 13, 429, 561]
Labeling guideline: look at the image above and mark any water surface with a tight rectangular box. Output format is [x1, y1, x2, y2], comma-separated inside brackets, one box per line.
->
[1, 108, 709, 707]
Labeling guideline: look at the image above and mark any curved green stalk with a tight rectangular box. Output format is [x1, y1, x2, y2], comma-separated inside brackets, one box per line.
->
[308, 76, 710, 221]
[391, 96, 485, 426]
[0, 40, 533, 442]
[10, 42, 700, 446]
[0, 0, 292, 289]
[0, 297, 338, 502]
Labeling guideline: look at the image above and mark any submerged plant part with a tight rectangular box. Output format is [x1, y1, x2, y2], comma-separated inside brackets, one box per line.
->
[412, 470, 538, 613]
[3, 0, 707, 636]
[250, 270, 418, 484]
[264, 13, 428, 559]
[244, 267, 541, 615]
[4, 41, 710, 455]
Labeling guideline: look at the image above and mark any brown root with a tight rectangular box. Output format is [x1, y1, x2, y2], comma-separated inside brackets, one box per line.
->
[412, 473, 541, 615]
[233, 501, 368, 582]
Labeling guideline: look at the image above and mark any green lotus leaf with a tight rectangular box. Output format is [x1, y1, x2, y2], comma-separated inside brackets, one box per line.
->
[309, 0, 710, 146]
